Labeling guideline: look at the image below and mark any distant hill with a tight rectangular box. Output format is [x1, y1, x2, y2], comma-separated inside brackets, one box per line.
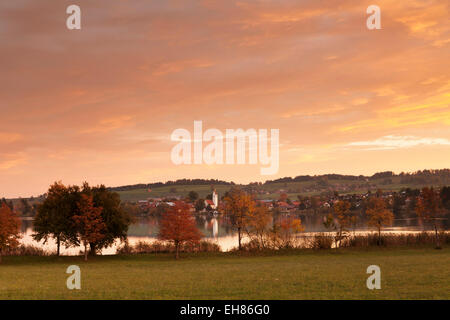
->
[108, 179, 233, 192]
[112, 169, 450, 202]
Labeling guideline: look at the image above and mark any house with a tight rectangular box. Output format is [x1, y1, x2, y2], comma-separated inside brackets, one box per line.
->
[258, 199, 274, 210]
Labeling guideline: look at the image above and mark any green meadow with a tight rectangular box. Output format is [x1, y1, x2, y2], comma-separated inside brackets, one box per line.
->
[1, 247, 449, 299]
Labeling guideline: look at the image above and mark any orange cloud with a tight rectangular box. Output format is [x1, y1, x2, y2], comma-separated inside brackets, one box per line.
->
[0, 0, 449, 197]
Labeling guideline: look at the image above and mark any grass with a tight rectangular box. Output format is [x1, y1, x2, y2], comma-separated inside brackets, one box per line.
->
[1, 247, 449, 299]
[117, 185, 233, 202]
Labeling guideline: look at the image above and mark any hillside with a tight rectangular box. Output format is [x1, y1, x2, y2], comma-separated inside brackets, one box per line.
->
[113, 169, 450, 202]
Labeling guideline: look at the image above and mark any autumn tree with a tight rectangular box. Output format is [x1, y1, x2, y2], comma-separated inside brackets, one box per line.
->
[332, 200, 356, 248]
[416, 187, 445, 248]
[366, 197, 394, 245]
[81, 183, 132, 255]
[1, 198, 14, 212]
[0, 203, 21, 263]
[158, 201, 202, 259]
[73, 194, 106, 261]
[33, 182, 80, 256]
[244, 205, 272, 249]
[271, 216, 304, 249]
[222, 188, 255, 250]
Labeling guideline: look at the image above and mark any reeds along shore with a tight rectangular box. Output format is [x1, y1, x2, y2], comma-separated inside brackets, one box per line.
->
[238, 231, 450, 252]
[3, 231, 450, 256]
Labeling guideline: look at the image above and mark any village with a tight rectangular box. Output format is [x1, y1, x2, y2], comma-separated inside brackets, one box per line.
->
[132, 187, 434, 221]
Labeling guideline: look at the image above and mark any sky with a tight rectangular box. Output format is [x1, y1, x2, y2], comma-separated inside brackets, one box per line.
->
[0, 0, 449, 198]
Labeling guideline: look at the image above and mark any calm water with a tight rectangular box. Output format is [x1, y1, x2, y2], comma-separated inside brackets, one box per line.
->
[18, 215, 445, 255]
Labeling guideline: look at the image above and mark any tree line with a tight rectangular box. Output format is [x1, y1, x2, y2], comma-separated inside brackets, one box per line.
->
[0, 184, 448, 262]
[220, 187, 447, 250]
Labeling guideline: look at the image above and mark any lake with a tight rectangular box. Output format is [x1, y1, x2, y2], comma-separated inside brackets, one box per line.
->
[18, 215, 445, 255]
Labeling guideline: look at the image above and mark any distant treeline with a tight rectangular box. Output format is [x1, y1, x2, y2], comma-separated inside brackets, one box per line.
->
[106, 169, 450, 191]
[108, 179, 234, 192]
[263, 169, 450, 185]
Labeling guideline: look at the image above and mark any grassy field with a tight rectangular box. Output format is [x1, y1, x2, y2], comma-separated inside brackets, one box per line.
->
[1, 247, 449, 299]
[116, 184, 234, 202]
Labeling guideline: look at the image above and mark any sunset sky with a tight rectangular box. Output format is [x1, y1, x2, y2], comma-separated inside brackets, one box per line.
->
[1, 0, 449, 198]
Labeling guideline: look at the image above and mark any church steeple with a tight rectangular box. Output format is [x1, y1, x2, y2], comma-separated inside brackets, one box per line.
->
[212, 189, 218, 209]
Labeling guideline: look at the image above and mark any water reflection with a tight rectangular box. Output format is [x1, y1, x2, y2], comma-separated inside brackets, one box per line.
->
[18, 215, 447, 255]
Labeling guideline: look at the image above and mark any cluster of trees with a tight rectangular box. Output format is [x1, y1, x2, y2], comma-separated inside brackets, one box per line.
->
[155, 186, 449, 255]
[16, 198, 35, 216]
[324, 196, 394, 247]
[109, 179, 232, 192]
[100, 170, 450, 195]
[222, 188, 304, 250]
[323, 187, 448, 248]
[263, 169, 450, 185]
[33, 182, 132, 260]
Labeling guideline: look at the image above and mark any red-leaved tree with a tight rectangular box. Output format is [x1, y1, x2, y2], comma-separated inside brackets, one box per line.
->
[0, 203, 21, 263]
[158, 201, 202, 259]
[73, 194, 106, 261]
[416, 187, 445, 248]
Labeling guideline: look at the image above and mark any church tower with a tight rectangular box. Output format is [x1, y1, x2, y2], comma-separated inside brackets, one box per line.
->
[212, 189, 219, 209]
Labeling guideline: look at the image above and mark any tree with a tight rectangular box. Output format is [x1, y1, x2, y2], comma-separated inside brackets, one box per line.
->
[311, 196, 320, 214]
[18, 198, 32, 216]
[441, 186, 450, 211]
[366, 197, 394, 245]
[73, 194, 106, 261]
[279, 193, 288, 202]
[332, 200, 355, 248]
[188, 191, 199, 202]
[151, 202, 171, 216]
[1, 198, 13, 211]
[0, 203, 21, 263]
[271, 216, 304, 249]
[244, 205, 272, 249]
[222, 188, 255, 250]
[158, 201, 202, 259]
[33, 182, 80, 256]
[416, 187, 445, 248]
[81, 183, 132, 255]
[194, 198, 205, 212]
